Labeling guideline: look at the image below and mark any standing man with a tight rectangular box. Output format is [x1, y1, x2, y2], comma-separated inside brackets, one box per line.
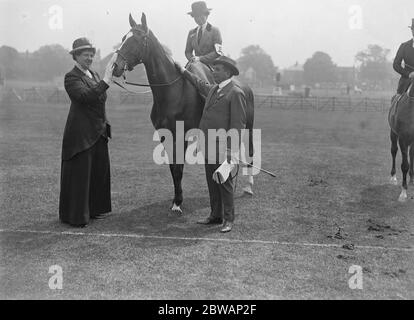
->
[175, 56, 247, 233]
[185, 1, 222, 66]
[393, 19, 414, 94]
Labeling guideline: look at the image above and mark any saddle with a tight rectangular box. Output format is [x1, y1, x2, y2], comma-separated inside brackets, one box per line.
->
[185, 61, 215, 85]
[388, 89, 414, 130]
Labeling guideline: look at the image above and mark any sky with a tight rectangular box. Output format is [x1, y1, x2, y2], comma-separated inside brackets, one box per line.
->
[0, 0, 412, 68]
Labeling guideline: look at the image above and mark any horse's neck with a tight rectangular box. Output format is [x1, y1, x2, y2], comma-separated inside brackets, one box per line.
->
[409, 83, 414, 98]
[143, 38, 177, 88]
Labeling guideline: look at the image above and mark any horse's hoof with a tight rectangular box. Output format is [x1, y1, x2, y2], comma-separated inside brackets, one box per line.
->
[390, 176, 398, 185]
[171, 203, 183, 214]
[398, 190, 408, 202]
[243, 186, 253, 196]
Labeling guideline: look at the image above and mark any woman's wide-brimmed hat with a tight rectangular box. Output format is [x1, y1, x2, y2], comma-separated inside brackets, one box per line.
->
[409, 19, 414, 29]
[211, 56, 240, 76]
[69, 37, 96, 55]
[187, 1, 212, 17]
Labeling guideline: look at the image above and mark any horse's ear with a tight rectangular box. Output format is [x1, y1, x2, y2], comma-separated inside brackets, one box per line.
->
[129, 13, 138, 28]
[141, 13, 148, 33]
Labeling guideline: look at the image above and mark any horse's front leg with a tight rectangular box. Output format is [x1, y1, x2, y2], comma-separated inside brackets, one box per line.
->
[169, 163, 184, 213]
[390, 130, 398, 185]
[169, 141, 188, 214]
[398, 138, 409, 202]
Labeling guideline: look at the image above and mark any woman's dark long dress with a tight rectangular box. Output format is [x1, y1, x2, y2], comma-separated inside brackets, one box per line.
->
[59, 66, 112, 226]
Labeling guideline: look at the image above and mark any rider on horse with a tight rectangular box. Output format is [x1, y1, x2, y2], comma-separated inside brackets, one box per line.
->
[393, 19, 414, 94]
[185, 1, 222, 67]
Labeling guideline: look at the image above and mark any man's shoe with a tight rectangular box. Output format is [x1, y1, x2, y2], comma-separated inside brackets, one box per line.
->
[220, 221, 233, 233]
[197, 217, 223, 225]
[91, 213, 111, 220]
[70, 223, 88, 228]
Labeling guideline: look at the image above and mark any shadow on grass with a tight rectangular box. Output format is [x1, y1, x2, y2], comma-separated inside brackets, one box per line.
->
[19, 196, 220, 238]
[347, 183, 413, 235]
[357, 184, 412, 212]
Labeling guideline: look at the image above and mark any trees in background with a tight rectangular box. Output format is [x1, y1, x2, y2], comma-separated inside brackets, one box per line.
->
[31, 45, 74, 81]
[303, 51, 337, 85]
[355, 44, 392, 85]
[0, 46, 20, 79]
[0, 43, 395, 89]
[237, 45, 277, 87]
[0, 44, 96, 82]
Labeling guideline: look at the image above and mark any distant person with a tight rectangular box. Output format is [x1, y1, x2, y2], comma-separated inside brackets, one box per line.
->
[393, 19, 414, 94]
[59, 37, 117, 228]
[185, 1, 222, 66]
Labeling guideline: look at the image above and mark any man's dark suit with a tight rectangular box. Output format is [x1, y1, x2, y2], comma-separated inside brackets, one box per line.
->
[183, 70, 247, 223]
[59, 66, 112, 226]
[185, 23, 222, 65]
[393, 39, 414, 94]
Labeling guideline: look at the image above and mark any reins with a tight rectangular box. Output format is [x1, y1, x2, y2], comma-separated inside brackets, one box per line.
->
[124, 76, 183, 88]
[113, 73, 182, 95]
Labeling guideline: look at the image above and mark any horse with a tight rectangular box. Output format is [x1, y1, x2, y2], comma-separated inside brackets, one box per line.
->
[112, 13, 255, 213]
[388, 79, 414, 202]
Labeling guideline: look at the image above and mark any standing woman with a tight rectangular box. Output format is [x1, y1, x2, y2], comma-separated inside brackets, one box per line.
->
[59, 37, 117, 228]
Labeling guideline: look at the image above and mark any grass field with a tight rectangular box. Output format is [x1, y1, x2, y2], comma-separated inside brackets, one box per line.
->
[0, 98, 413, 300]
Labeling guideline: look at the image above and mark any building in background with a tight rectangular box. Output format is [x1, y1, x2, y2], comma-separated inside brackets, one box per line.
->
[336, 66, 357, 86]
[281, 62, 304, 87]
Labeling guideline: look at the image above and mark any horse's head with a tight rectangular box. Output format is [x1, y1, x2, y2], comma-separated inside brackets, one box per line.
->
[113, 13, 150, 78]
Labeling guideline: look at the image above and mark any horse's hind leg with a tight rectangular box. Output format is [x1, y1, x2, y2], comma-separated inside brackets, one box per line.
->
[398, 138, 409, 202]
[390, 130, 398, 185]
[409, 143, 414, 184]
[241, 129, 254, 195]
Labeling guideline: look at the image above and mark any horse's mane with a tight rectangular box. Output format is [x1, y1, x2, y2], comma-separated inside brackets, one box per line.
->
[134, 27, 174, 66]
[409, 82, 414, 98]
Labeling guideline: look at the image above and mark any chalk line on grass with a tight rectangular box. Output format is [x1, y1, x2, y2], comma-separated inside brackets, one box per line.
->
[0, 228, 412, 253]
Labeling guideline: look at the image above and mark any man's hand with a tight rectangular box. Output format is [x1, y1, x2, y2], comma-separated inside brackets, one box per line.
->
[226, 149, 239, 164]
[409, 71, 414, 79]
[103, 52, 118, 84]
[190, 56, 200, 63]
[174, 61, 185, 74]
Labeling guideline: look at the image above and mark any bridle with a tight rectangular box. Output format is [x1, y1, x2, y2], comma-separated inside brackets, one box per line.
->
[117, 28, 149, 68]
[114, 28, 182, 91]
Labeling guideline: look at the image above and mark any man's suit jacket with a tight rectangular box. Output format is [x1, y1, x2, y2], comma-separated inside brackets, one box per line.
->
[183, 70, 247, 163]
[62, 67, 110, 161]
[185, 23, 222, 65]
[393, 39, 414, 93]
